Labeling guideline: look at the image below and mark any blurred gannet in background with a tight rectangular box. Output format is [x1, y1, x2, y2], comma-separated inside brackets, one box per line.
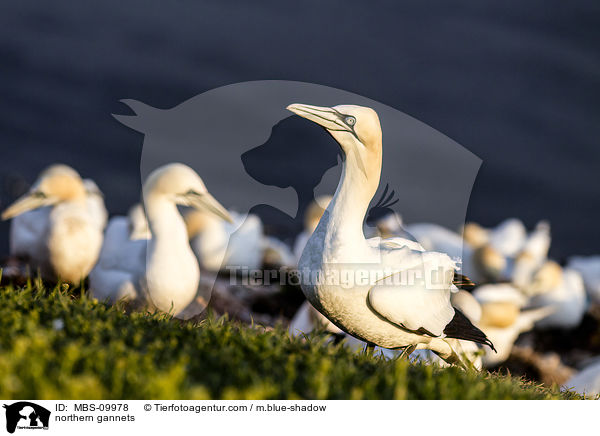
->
[567, 256, 600, 304]
[288, 103, 494, 364]
[463, 222, 490, 249]
[186, 209, 264, 271]
[293, 195, 333, 264]
[510, 221, 551, 289]
[186, 209, 295, 272]
[473, 283, 528, 309]
[2, 164, 106, 283]
[82, 179, 108, 231]
[261, 234, 296, 268]
[128, 203, 151, 240]
[472, 283, 555, 366]
[488, 218, 527, 258]
[406, 222, 506, 284]
[89, 163, 232, 317]
[526, 261, 586, 329]
[566, 359, 600, 397]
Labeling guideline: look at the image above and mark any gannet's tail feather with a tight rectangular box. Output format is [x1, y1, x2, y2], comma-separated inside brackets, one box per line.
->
[444, 308, 496, 352]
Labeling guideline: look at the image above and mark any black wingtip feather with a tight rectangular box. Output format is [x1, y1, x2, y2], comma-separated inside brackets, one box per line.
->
[444, 308, 496, 352]
[453, 273, 476, 291]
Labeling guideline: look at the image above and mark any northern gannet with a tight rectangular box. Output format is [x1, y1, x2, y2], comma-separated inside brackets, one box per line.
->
[410, 290, 484, 368]
[526, 262, 586, 329]
[509, 221, 551, 289]
[2, 164, 106, 283]
[488, 218, 527, 258]
[89, 163, 232, 316]
[405, 222, 506, 284]
[567, 255, 600, 304]
[463, 222, 490, 249]
[472, 283, 555, 366]
[287, 103, 494, 363]
[186, 209, 264, 272]
[128, 203, 151, 240]
[185, 209, 295, 272]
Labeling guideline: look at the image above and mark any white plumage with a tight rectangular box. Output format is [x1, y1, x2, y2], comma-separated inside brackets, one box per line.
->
[405, 222, 506, 284]
[528, 266, 587, 330]
[567, 255, 600, 304]
[3, 164, 106, 283]
[488, 218, 527, 258]
[89, 163, 231, 317]
[288, 103, 493, 363]
[471, 282, 555, 366]
[186, 210, 264, 272]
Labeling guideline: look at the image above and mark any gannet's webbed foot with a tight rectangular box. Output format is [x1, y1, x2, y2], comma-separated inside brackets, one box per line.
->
[399, 344, 417, 360]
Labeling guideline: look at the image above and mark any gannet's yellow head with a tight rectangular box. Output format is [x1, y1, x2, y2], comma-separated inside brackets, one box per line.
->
[463, 222, 489, 249]
[525, 260, 563, 296]
[1, 164, 86, 220]
[472, 245, 507, 281]
[143, 163, 232, 223]
[287, 104, 383, 190]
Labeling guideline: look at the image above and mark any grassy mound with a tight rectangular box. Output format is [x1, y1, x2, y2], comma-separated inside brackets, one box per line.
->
[0, 279, 580, 399]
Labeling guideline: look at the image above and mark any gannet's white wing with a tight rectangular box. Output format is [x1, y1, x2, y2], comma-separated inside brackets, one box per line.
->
[89, 216, 146, 302]
[369, 279, 455, 337]
[404, 223, 464, 260]
[83, 179, 108, 230]
[367, 235, 425, 252]
[367, 246, 457, 337]
[9, 206, 51, 258]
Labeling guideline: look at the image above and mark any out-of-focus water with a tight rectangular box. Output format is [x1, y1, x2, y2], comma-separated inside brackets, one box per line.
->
[0, 0, 598, 260]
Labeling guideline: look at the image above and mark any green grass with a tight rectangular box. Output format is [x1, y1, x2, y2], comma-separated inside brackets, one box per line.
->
[0, 279, 581, 399]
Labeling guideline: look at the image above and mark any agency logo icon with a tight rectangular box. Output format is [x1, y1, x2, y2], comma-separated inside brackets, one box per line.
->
[2, 402, 50, 434]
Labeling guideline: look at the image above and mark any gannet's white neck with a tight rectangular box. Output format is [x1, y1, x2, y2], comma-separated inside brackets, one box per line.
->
[322, 149, 382, 252]
[145, 194, 190, 249]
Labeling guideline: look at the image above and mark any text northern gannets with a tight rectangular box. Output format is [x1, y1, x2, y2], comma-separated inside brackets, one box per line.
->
[2, 164, 106, 283]
[89, 163, 231, 316]
[288, 103, 494, 363]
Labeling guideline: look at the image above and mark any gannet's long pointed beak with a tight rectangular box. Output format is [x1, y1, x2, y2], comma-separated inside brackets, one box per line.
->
[287, 103, 368, 177]
[287, 104, 349, 132]
[187, 192, 233, 223]
[1, 192, 55, 220]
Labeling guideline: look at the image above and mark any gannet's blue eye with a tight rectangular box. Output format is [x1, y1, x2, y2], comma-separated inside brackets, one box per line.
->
[345, 116, 356, 126]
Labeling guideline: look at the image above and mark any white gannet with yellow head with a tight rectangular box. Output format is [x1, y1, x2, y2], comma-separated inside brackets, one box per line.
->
[185, 208, 264, 272]
[89, 163, 231, 317]
[287, 103, 494, 363]
[472, 283, 555, 366]
[2, 164, 106, 283]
